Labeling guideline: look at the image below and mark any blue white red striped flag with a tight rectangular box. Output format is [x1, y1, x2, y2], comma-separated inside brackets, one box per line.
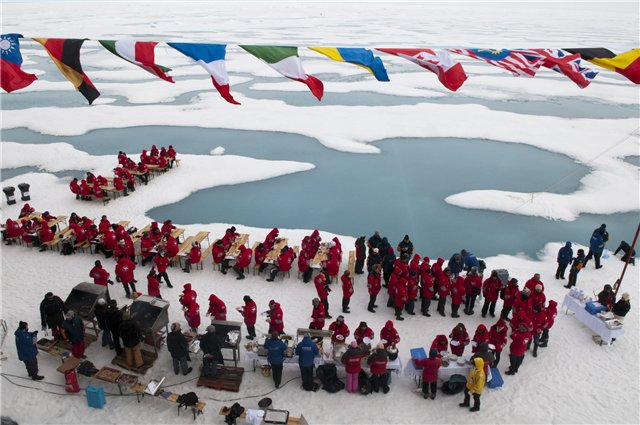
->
[448, 48, 542, 77]
[513, 48, 598, 88]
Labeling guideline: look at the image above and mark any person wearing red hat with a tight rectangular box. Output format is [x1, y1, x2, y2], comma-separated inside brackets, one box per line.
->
[449, 323, 470, 356]
[179, 283, 197, 308]
[380, 321, 400, 348]
[263, 227, 279, 250]
[471, 324, 490, 353]
[266, 300, 284, 334]
[207, 294, 227, 321]
[430, 334, 449, 357]
[184, 301, 201, 333]
[413, 348, 442, 400]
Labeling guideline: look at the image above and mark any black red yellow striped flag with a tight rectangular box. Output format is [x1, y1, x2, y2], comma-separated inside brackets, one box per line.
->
[564, 48, 640, 84]
[34, 38, 100, 104]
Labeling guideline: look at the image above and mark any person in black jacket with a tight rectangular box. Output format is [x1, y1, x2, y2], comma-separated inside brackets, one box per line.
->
[354, 236, 366, 274]
[39, 292, 66, 341]
[167, 322, 192, 375]
[397, 235, 414, 257]
[199, 325, 224, 377]
[613, 293, 631, 321]
[381, 249, 396, 287]
[367, 248, 382, 273]
[94, 298, 113, 349]
[119, 311, 143, 368]
[104, 300, 124, 355]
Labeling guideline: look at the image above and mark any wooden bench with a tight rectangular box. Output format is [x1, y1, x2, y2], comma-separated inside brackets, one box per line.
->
[348, 250, 356, 282]
[42, 227, 74, 251]
[132, 383, 206, 421]
[100, 185, 126, 199]
[197, 244, 213, 270]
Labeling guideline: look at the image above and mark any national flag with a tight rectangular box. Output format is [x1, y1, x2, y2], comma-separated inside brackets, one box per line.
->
[513, 48, 598, 88]
[308, 47, 389, 81]
[33, 38, 100, 104]
[564, 48, 640, 84]
[167, 42, 239, 104]
[376, 48, 467, 91]
[448, 48, 542, 77]
[0, 33, 37, 93]
[239, 45, 323, 100]
[99, 40, 174, 83]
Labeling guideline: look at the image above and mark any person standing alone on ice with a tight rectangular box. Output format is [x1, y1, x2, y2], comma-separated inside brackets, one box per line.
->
[584, 224, 609, 269]
[15, 321, 44, 380]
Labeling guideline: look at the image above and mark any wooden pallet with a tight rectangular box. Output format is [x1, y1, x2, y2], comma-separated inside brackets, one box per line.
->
[56, 332, 98, 351]
[111, 350, 157, 374]
[196, 366, 244, 392]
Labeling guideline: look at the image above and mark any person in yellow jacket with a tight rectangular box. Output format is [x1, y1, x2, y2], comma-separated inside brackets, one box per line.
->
[459, 357, 485, 412]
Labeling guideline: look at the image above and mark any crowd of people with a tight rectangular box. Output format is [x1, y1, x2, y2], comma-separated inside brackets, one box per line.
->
[68, 145, 177, 200]
[8, 210, 634, 410]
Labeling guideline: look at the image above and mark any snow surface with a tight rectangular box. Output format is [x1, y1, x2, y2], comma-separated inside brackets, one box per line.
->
[1, 1, 640, 424]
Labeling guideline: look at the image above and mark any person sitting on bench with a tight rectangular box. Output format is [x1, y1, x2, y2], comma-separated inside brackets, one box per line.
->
[199, 325, 224, 377]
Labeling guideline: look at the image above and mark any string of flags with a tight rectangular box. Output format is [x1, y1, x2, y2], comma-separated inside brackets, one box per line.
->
[1, 33, 638, 105]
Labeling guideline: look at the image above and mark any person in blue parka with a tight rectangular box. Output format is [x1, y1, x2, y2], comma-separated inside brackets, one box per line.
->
[295, 333, 319, 391]
[264, 332, 288, 388]
[15, 321, 43, 380]
[584, 224, 609, 269]
[556, 242, 573, 279]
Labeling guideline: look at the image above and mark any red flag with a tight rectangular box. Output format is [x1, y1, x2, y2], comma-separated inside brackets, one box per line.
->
[377, 48, 467, 91]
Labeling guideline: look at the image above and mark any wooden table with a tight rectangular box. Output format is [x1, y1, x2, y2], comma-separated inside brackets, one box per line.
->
[266, 238, 288, 263]
[311, 243, 330, 268]
[226, 233, 249, 258]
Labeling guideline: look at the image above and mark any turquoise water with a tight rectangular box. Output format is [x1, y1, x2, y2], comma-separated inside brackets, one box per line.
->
[3, 125, 638, 258]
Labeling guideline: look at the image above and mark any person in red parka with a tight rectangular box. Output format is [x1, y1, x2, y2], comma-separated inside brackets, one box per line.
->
[488, 318, 508, 367]
[20, 219, 35, 245]
[115, 254, 137, 298]
[184, 301, 201, 332]
[529, 306, 548, 357]
[71, 222, 88, 245]
[163, 233, 179, 258]
[179, 283, 197, 307]
[147, 268, 161, 298]
[471, 324, 490, 353]
[263, 227, 279, 250]
[182, 241, 202, 273]
[211, 239, 228, 273]
[406, 272, 419, 316]
[323, 252, 340, 282]
[449, 323, 470, 356]
[380, 320, 400, 348]
[394, 277, 408, 321]
[2, 218, 22, 244]
[367, 264, 382, 312]
[310, 298, 326, 330]
[354, 321, 374, 345]
[500, 278, 520, 321]
[505, 324, 532, 375]
[254, 242, 268, 274]
[431, 334, 449, 357]
[513, 287, 533, 319]
[367, 343, 390, 393]
[161, 220, 176, 235]
[531, 284, 546, 311]
[420, 268, 435, 317]
[19, 203, 34, 218]
[539, 300, 557, 348]
[481, 270, 503, 318]
[207, 294, 227, 321]
[233, 245, 252, 280]
[266, 300, 284, 334]
[153, 250, 173, 288]
[314, 272, 331, 319]
[414, 348, 442, 400]
[69, 178, 81, 199]
[450, 276, 466, 318]
[98, 216, 111, 234]
[101, 227, 118, 259]
[237, 295, 257, 340]
[463, 268, 483, 315]
[140, 232, 155, 266]
[37, 221, 55, 252]
[341, 270, 354, 313]
[328, 315, 350, 344]
[436, 268, 452, 317]
[524, 273, 544, 293]
[266, 246, 296, 282]
[90, 260, 112, 286]
[341, 340, 367, 393]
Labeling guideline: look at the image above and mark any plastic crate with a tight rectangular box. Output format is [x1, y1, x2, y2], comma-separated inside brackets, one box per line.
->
[585, 301, 605, 315]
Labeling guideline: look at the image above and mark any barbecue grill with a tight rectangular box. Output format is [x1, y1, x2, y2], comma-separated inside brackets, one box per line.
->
[209, 319, 242, 366]
[64, 282, 110, 337]
[129, 295, 170, 355]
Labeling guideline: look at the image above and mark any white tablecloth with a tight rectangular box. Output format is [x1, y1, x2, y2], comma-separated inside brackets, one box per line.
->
[404, 355, 470, 382]
[562, 294, 624, 344]
[244, 351, 402, 375]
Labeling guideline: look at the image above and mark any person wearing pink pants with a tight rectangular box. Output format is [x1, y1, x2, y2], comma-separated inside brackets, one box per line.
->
[341, 341, 366, 393]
